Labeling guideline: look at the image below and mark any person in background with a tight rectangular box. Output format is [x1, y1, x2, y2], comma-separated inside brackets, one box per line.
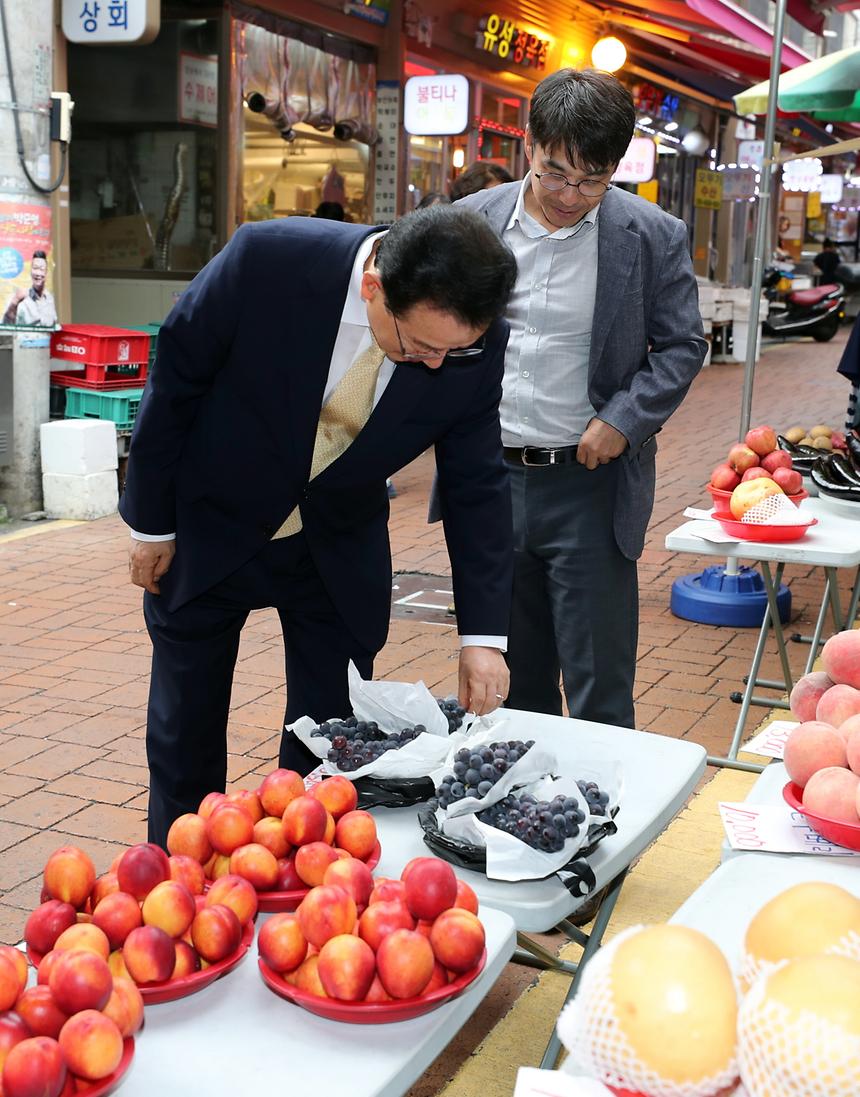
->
[813, 238, 841, 282]
[314, 201, 345, 220]
[2, 250, 57, 327]
[453, 67, 707, 730]
[450, 162, 515, 202]
[416, 192, 451, 210]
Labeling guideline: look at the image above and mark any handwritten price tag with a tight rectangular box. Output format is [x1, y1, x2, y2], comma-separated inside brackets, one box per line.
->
[742, 720, 797, 759]
[719, 801, 860, 856]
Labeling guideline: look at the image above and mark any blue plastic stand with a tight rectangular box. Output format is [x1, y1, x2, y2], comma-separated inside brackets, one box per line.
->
[671, 565, 791, 627]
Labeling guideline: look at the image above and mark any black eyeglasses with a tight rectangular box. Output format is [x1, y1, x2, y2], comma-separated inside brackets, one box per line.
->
[391, 312, 484, 361]
[533, 172, 611, 198]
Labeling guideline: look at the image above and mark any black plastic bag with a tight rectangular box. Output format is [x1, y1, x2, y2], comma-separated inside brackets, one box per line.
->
[352, 774, 436, 809]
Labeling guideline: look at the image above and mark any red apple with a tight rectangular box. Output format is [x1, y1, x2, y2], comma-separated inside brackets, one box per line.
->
[727, 444, 759, 473]
[772, 466, 803, 495]
[761, 450, 793, 473]
[709, 464, 740, 491]
[744, 425, 777, 456]
[741, 466, 772, 482]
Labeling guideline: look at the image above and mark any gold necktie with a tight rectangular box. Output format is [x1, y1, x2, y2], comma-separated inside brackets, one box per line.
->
[273, 337, 387, 538]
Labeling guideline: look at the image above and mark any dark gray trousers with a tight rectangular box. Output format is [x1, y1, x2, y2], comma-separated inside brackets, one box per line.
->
[505, 458, 638, 727]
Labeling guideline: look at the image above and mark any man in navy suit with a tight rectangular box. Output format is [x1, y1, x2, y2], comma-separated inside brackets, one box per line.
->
[119, 206, 518, 847]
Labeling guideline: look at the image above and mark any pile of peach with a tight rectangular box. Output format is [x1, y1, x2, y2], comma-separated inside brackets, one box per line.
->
[26, 843, 255, 997]
[167, 770, 379, 894]
[0, 926, 141, 1096]
[259, 856, 485, 1004]
[785, 629, 860, 824]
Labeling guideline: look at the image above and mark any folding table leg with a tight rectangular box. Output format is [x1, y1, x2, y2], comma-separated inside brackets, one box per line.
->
[791, 565, 859, 657]
[539, 866, 629, 1070]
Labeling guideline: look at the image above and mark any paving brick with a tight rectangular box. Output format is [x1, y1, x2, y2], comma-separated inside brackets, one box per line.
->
[51, 773, 142, 806]
[8, 742, 104, 781]
[59, 803, 147, 845]
[0, 819, 37, 853]
[79, 759, 150, 787]
[0, 902, 27, 947]
[0, 737, 54, 767]
[0, 790, 86, 828]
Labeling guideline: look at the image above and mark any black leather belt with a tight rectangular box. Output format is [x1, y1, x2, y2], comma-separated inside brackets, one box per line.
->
[503, 445, 579, 466]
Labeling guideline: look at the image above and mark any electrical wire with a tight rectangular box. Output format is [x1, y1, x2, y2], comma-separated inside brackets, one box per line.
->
[0, 0, 67, 195]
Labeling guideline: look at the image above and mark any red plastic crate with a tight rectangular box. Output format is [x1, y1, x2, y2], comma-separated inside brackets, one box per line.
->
[50, 325, 149, 389]
[50, 363, 148, 389]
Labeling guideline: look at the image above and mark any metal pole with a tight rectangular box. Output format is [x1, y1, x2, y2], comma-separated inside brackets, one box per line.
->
[739, 0, 789, 439]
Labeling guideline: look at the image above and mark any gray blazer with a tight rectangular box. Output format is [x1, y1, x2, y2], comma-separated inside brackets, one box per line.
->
[453, 181, 707, 560]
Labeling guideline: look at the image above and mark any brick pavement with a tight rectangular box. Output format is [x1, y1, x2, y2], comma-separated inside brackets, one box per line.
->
[0, 331, 853, 955]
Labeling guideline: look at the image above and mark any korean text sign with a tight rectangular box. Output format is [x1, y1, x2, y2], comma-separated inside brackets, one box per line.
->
[62, 0, 159, 44]
[404, 75, 469, 137]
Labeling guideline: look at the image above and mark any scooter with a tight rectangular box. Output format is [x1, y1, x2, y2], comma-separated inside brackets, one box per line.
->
[761, 266, 845, 342]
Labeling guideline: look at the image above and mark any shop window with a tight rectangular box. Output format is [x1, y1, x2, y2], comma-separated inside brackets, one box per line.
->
[407, 135, 446, 209]
[68, 19, 219, 275]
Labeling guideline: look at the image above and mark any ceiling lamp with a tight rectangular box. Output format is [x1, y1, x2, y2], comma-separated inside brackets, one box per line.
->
[591, 36, 626, 72]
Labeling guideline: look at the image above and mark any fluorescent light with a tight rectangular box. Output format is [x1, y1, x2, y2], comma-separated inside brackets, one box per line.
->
[639, 116, 652, 126]
[664, 121, 679, 132]
[823, 29, 838, 36]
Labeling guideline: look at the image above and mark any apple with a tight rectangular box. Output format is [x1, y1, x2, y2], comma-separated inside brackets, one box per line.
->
[744, 425, 777, 456]
[772, 466, 803, 495]
[729, 478, 783, 519]
[727, 444, 759, 473]
[761, 450, 793, 474]
[709, 464, 740, 492]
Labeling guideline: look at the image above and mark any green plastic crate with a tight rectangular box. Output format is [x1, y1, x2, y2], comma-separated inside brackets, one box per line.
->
[126, 323, 161, 371]
[64, 386, 143, 431]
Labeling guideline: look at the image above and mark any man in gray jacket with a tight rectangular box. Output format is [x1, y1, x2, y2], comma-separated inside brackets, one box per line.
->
[452, 68, 707, 728]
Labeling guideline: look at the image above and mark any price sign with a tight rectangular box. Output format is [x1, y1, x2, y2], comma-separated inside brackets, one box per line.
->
[719, 802, 860, 857]
[694, 169, 722, 210]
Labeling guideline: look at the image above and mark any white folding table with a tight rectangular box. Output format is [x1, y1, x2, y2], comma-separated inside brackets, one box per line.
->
[370, 708, 706, 1068]
[80, 905, 516, 1097]
[665, 499, 860, 773]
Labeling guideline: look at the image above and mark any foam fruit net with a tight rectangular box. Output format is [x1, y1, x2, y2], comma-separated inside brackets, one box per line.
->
[738, 962, 860, 1097]
[556, 926, 740, 1097]
[739, 929, 860, 994]
[740, 494, 808, 525]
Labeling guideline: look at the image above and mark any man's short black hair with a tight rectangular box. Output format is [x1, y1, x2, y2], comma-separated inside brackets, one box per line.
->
[32, 250, 47, 261]
[376, 205, 517, 330]
[528, 68, 635, 175]
[823, 238, 836, 248]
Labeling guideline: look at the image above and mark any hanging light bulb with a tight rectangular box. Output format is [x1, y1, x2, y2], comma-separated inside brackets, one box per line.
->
[452, 148, 465, 169]
[591, 36, 626, 72]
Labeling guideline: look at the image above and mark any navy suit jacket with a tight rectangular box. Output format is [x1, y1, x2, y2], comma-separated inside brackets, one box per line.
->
[119, 218, 513, 653]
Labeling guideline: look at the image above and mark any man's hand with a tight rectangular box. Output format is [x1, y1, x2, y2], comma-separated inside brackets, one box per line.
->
[128, 538, 176, 595]
[576, 417, 628, 470]
[458, 646, 509, 716]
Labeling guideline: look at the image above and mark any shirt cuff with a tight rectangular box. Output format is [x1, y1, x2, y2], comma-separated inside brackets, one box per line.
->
[460, 635, 507, 652]
[129, 530, 176, 542]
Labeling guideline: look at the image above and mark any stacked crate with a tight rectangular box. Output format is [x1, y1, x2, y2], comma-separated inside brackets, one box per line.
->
[50, 324, 151, 431]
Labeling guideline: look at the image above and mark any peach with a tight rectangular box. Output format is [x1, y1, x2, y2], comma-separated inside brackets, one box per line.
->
[847, 727, 860, 775]
[0, 948, 26, 999]
[364, 973, 392, 1002]
[169, 854, 206, 895]
[429, 908, 485, 973]
[90, 873, 119, 909]
[403, 858, 457, 922]
[205, 874, 258, 927]
[0, 1011, 30, 1073]
[190, 903, 242, 963]
[784, 721, 847, 788]
[258, 769, 305, 818]
[728, 443, 759, 473]
[292, 954, 327, 997]
[225, 788, 264, 824]
[122, 925, 176, 984]
[14, 987, 68, 1040]
[745, 425, 777, 456]
[312, 776, 358, 820]
[454, 879, 479, 914]
[229, 843, 279, 891]
[43, 847, 96, 910]
[297, 885, 357, 948]
[276, 856, 302, 891]
[822, 629, 860, 689]
[369, 879, 406, 905]
[761, 450, 793, 474]
[91, 892, 142, 952]
[24, 901, 77, 957]
[376, 929, 435, 999]
[789, 671, 835, 723]
[258, 913, 308, 974]
[294, 842, 340, 888]
[48, 949, 113, 1014]
[323, 858, 373, 910]
[253, 817, 290, 860]
[116, 843, 171, 901]
[197, 791, 227, 819]
[709, 464, 740, 492]
[107, 950, 131, 981]
[167, 813, 212, 864]
[282, 796, 329, 848]
[36, 949, 63, 987]
[141, 879, 196, 938]
[317, 934, 376, 1001]
[423, 960, 449, 995]
[58, 1010, 123, 1082]
[209, 853, 232, 880]
[414, 919, 433, 940]
[171, 939, 201, 979]
[817, 683, 860, 728]
[0, 953, 23, 1012]
[102, 978, 144, 1038]
[206, 804, 255, 856]
[334, 811, 377, 861]
[52, 923, 110, 961]
[358, 900, 415, 952]
[2, 1036, 67, 1097]
[803, 766, 860, 823]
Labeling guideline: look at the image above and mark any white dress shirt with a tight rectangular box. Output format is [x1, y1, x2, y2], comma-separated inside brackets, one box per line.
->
[127, 231, 503, 651]
[501, 174, 599, 447]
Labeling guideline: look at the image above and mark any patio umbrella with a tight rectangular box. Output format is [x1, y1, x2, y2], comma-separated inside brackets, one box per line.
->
[734, 45, 860, 117]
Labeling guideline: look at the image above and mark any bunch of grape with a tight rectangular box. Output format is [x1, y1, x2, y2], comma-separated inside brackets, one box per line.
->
[577, 779, 610, 818]
[478, 791, 586, 853]
[437, 696, 467, 733]
[434, 740, 535, 808]
[310, 716, 426, 772]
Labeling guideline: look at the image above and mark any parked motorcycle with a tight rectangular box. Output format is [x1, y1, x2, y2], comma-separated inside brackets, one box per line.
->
[762, 266, 845, 342]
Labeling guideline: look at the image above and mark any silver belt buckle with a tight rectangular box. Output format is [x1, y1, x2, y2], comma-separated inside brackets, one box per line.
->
[521, 446, 544, 466]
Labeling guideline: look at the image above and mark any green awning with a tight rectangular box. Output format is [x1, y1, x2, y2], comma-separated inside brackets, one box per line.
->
[733, 46, 860, 117]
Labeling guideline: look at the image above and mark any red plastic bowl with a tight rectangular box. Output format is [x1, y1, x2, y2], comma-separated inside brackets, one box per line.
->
[75, 1037, 135, 1097]
[711, 510, 817, 542]
[258, 949, 487, 1023]
[707, 483, 808, 509]
[27, 920, 255, 1004]
[783, 782, 860, 851]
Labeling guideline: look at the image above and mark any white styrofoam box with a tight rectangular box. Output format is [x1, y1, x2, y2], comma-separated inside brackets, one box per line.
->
[40, 420, 118, 476]
[732, 296, 768, 320]
[702, 318, 713, 335]
[714, 302, 733, 322]
[699, 302, 716, 321]
[697, 284, 719, 305]
[42, 471, 118, 520]
[731, 319, 763, 363]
